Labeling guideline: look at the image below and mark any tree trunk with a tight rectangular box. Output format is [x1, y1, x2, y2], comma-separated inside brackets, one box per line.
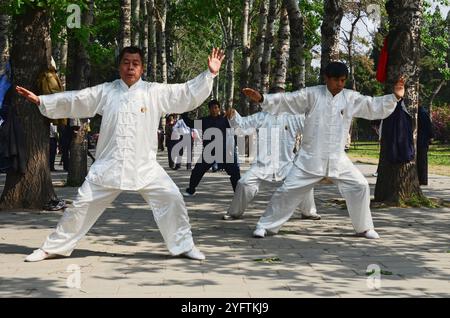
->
[141, 0, 149, 78]
[166, 1, 175, 83]
[147, 0, 157, 81]
[0, 7, 56, 210]
[374, 0, 423, 204]
[250, 0, 268, 114]
[261, 0, 277, 93]
[156, 0, 167, 83]
[283, 0, 305, 89]
[120, 0, 132, 50]
[0, 14, 9, 74]
[66, 0, 94, 187]
[237, 0, 252, 115]
[132, 0, 140, 47]
[320, 0, 343, 83]
[273, 3, 290, 90]
[52, 28, 68, 89]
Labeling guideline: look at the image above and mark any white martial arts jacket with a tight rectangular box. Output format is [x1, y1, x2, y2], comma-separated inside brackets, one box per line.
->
[38, 70, 215, 190]
[261, 85, 399, 178]
[229, 111, 304, 181]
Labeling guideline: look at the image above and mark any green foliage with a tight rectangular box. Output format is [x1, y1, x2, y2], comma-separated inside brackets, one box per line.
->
[400, 194, 439, 209]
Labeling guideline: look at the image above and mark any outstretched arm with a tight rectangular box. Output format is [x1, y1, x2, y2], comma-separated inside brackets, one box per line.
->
[16, 84, 105, 119]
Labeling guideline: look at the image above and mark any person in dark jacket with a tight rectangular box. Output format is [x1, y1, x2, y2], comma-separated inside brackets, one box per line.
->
[183, 99, 240, 196]
[417, 106, 434, 185]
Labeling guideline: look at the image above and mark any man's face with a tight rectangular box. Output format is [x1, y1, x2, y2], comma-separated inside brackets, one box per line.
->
[209, 104, 221, 117]
[119, 53, 144, 87]
[324, 75, 347, 96]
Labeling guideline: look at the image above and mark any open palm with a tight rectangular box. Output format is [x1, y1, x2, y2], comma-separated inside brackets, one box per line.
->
[208, 48, 225, 75]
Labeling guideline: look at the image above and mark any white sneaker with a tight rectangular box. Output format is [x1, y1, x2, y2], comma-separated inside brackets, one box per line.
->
[357, 229, 380, 239]
[24, 249, 57, 262]
[182, 246, 205, 260]
[253, 228, 266, 238]
[301, 213, 321, 220]
[222, 214, 238, 220]
[182, 190, 196, 197]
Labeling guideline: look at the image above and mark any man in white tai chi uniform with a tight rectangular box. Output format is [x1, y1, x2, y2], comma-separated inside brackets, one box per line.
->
[223, 104, 319, 222]
[242, 62, 405, 239]
[16, 46, 225, 261]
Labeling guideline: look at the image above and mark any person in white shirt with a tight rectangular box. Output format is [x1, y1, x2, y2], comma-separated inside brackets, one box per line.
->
[16, 46, 225, 262]
[223, 103, 319, 222]
[242, 62, 405, 239]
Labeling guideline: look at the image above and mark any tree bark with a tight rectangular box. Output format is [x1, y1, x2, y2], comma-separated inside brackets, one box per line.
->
[283, 0, 305, 89]
[141, 0, 149, 78]
[0, 7, 56, 210]
[374, 0, 423, 204]
[237, 0, 252, 115]
[120, 0, 132, 50]
[155, 0, 167, 83]
[261, 0, 277, 93]
[250, 0, 268, 114]
[273, 3, 290, 90]
[0, 14, 9, 75]
[320, 0, 343, 83]
[132, 0, 140, 47]
[66, 0, 94, 187]
[147, 0, 157, 81]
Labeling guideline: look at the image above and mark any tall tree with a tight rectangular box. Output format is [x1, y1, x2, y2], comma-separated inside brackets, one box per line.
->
[320, 0, 343, 82]
[147, 0, 157, 81]
[374, 0, 424, 204]
[284, 0, 305, 89]
[131, 0, 140, 46]
[0, 5, 56, 210]
[120, 0, 132, 49]
[237, 0, 252, 115]
[250, 0, 268, 114]
[66, 0, 94, 187]
[141, 0, 149, 78]
[273, 2, 290, 89]
[260, 0, 277, 93]
[155, 0, 167, 83]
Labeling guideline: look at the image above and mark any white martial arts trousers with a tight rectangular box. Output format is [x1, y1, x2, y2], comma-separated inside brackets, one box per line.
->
[41, 165, 194, 256]
[256, 161, 374, 234]
[227, 168, 317, 218]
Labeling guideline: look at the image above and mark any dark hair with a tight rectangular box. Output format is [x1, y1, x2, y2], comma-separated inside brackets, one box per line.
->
[208, 99, 221, 109]
[119, 46, 144, 65]
[324, 62, 348, 78]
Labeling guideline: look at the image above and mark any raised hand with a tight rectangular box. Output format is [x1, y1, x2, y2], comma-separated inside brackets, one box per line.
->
[393, 76, 406, 100]
[208, 48, 225, 75]
[16, 86, 40, 105]
[242, 88, 263, 103]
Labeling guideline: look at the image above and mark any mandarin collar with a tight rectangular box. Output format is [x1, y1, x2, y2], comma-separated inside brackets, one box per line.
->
[119, 77, 143, 91]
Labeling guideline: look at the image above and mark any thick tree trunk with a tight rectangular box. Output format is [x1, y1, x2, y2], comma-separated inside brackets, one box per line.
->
[261, 0, 277, 93]
[273, 3, 290, 90]
[0, 7, 56, 210]
[132, 0, 140, 47]
[320, 0, 343, 83]
[237, 0, 252, 115]
[374, 0, 423, 204]
[283, 0, 305, 89]
[250, 0, 268, 114]
[120, 0, 132, 49]
[166, 1, 175, 83]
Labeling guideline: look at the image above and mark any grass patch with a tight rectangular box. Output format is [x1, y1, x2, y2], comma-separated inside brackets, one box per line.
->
[366, 269, 394, 276]
[400, 194, 440, 208]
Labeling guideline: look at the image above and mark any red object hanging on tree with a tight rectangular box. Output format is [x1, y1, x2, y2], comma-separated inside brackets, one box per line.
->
[376, 37, 388, 83]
